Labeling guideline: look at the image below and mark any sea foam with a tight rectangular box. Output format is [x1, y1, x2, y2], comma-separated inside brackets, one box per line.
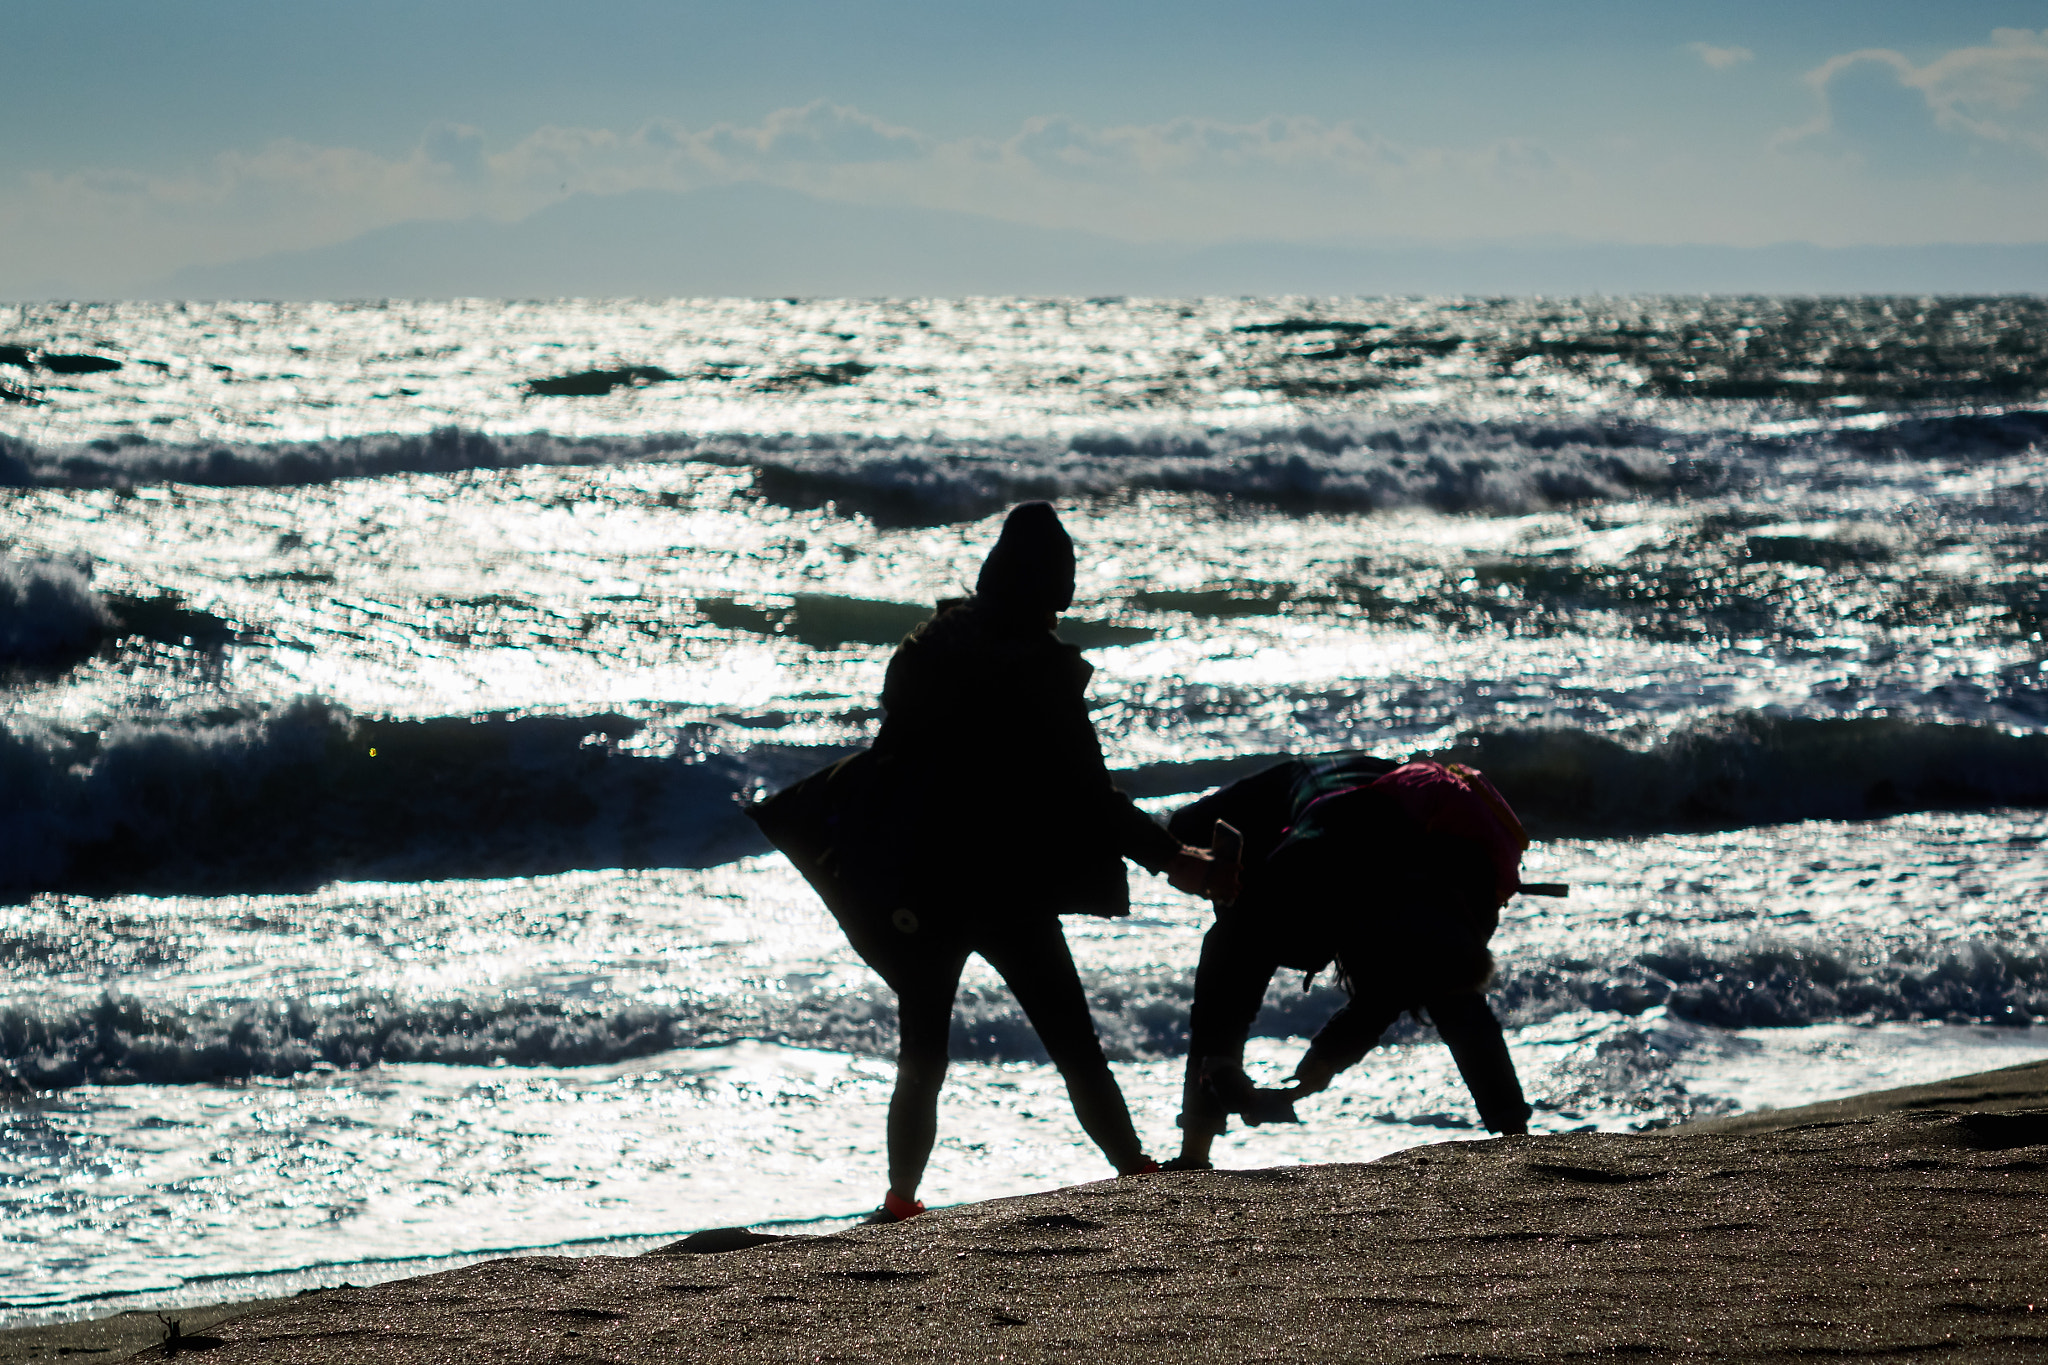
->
[6, 936, 2041, 1091]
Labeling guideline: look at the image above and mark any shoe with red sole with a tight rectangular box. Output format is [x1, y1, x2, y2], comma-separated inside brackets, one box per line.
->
[862, 1190, 927, 1223]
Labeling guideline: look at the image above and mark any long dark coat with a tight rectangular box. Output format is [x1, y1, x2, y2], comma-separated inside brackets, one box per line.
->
[750, 598, 1177, 970]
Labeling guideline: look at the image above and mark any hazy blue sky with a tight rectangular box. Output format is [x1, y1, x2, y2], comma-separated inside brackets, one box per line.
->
[6, 2, 2048, 295]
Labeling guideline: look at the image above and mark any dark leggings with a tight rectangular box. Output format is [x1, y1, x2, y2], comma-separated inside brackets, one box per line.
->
[878, 914, 1147, 1199]
[1182, 907, 1530, 1138]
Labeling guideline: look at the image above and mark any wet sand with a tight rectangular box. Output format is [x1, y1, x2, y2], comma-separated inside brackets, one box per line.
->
[11, 1058, 2046, 1364]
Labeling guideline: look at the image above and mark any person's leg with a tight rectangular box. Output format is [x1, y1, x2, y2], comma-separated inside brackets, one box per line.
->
[1176, 914, 1285, 1166]
[978, 917, 1152, 1174]
[1424, 990, 1531, 1135]
[885, 951, 968, 1204]
[1173, 1052, 1233, 1168]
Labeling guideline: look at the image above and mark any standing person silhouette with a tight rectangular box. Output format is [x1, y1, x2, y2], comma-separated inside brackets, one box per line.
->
[750, 501, 1234, 1222]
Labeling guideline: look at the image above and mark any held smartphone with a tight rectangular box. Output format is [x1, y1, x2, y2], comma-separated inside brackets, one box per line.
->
[1209, 819, 1243, 907]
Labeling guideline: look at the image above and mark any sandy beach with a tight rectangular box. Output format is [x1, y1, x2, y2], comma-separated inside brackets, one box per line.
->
[8, 1057, 2043, 1365]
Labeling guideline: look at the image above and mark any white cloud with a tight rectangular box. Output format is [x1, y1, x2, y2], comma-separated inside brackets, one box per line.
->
[705, 103, 929, 166]
[422, 123, 490, 183]
[1916, 27, 2048, 152]
[9, 138, 487, 283]
[8, 81, 2048, 296]
[1000, 114, 1407, 179]
[1688, 43, 1755, 71]
[1787, 27, 2048, 160]
[2, 104, 1593, 289]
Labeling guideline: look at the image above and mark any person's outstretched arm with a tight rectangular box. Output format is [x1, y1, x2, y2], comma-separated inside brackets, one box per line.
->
[1031, 636, 1238, 899]
[1288, 994, 1405, 1096]
[1424, 991, 1532, 1135]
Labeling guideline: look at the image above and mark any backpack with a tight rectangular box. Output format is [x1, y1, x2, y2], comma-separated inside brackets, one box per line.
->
[1365, 761, 1529, 907]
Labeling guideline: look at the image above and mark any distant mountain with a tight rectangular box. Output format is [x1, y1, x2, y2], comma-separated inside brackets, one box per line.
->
[147, 183, 2048, 299]
[153, 185, 1158, 300]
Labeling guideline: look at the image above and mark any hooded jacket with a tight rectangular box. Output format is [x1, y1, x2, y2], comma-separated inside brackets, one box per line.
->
[870, 597, 1180, 920]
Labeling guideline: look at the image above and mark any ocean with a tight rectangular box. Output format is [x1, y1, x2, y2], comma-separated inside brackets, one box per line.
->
[3, 295, 2046, 1325]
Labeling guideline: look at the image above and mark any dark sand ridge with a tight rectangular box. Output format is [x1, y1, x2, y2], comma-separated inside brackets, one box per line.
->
[8, 1059, 2045, 1365]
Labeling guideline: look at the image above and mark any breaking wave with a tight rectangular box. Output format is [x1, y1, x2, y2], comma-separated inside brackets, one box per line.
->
[0, 557, 110, 668]
[6, 937, 2040, 1090]
[0, 408, 2033, 528]
[0, 700, 780, 899]
[4, 706, 2045, 899]
[0, 420, 1684, 522]
[730, 419, 1690, 524]
[1437, 714, 2048, 837]
[5, 407, 2042, 523]
[1128, 714, 2048, 838]
[0, 558, 234, 670]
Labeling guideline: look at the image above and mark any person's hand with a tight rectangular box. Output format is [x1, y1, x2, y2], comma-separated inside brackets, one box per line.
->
[1203, 849, 1241, 905]
[1287, 1053, 1337, 1098]
[1166, 846, 1240, 904]
[1164, 847, 1210, 898]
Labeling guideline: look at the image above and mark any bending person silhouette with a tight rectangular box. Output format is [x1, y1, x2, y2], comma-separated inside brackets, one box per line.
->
[749, 502, 1235, 1220]
[1166, 754, 1536, 1170]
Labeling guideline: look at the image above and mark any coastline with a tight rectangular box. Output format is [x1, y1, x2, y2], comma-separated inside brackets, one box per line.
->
[7, 1057, 2043, 1364]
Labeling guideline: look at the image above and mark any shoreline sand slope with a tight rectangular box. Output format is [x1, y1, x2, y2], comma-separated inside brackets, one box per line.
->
[12, 1059, 2046, 1364]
